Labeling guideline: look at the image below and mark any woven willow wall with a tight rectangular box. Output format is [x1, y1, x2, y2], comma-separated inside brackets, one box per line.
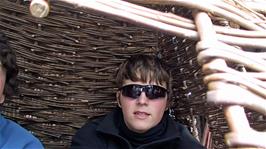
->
[0, 0, 162, 148]
[0, 0, 233, 149]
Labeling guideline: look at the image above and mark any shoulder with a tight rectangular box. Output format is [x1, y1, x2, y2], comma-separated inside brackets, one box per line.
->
[173, 121, 190, 134]
[71, 109, 122, 149]
[72, 109, 120, 139]
[74, 116, 105, 137]
[173, 120, 206, 149]
[0, 116, 44, 149]
[70, 116, 106, 148]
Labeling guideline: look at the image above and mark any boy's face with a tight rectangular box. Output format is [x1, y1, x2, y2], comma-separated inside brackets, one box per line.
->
[117, 79, 168, 133]
[0, 66, 6, 103]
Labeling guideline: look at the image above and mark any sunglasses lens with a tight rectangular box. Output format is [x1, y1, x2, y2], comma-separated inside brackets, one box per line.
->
[120, 85, 167, 99]
[121, 85, 141, 98]
[146, 86, 167, 99]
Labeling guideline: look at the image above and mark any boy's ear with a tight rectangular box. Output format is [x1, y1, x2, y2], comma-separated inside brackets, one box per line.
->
[116, 91, 121, 107]
[165, 105, 169, 111]
[0, 95, 5, 104]
[165, 98, 172, 111]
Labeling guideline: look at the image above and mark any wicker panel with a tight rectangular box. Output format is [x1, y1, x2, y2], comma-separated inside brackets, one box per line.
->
[0, 0, 159, 148]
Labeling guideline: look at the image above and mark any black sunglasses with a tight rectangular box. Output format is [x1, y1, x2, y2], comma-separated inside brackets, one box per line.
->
[119, 84, 168, 99]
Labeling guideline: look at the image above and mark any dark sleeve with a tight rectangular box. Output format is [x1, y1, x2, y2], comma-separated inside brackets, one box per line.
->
[178, 124, 206, 149]
[70, 120, 105, 149]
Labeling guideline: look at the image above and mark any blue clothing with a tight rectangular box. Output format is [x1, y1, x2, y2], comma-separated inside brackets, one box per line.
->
[0, 114, 44, 149]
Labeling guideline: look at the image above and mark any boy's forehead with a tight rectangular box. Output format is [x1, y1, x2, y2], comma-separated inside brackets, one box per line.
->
[123, 79, 167, 88]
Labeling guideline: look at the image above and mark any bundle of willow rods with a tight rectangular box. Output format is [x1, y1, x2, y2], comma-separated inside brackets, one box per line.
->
[194, 11, 266, 148]
[42, 0, 266, 49]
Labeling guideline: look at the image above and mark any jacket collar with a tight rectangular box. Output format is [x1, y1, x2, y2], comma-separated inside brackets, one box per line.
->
[96, 107, 180, 142]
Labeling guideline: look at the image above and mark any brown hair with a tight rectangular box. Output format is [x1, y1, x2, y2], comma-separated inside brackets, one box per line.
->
[0, 32, 18, 97]
[115, 54, 172, 99]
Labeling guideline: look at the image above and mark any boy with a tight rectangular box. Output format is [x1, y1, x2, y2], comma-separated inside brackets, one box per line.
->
[71, 54, 205, 149]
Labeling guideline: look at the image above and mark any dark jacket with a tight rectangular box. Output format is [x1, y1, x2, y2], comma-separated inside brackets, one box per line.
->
[71, 108, 205, 149]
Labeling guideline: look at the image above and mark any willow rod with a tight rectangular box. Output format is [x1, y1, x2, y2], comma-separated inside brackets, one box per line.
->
[126, 0, 266, 30]
[30, 0, 266, 49]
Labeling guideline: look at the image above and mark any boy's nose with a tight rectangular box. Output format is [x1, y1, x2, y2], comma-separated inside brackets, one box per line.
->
[137, 92, 149, 105]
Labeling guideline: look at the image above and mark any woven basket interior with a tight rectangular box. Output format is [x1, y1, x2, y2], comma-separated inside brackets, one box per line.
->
[1, 1, 265, 149]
